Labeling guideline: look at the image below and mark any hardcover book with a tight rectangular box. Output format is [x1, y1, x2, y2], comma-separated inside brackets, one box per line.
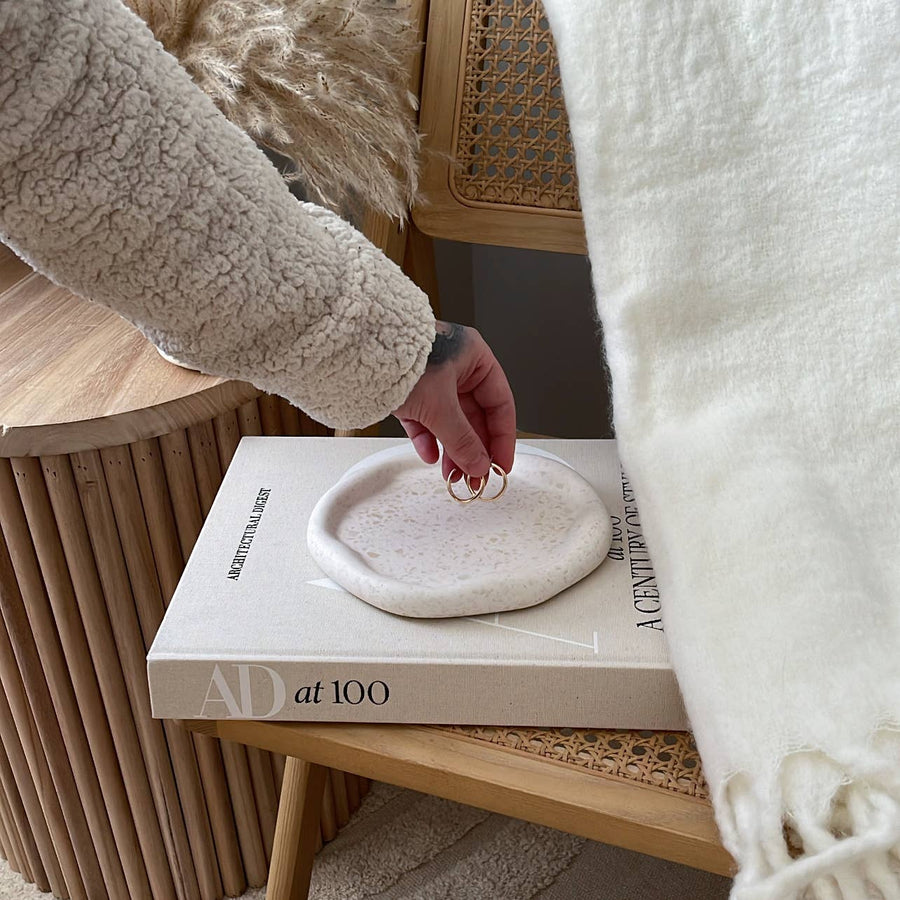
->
[147, 437, 688, 728]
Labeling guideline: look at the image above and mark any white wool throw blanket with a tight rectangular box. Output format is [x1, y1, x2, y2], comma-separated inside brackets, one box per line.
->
[541, 2, 900, 899]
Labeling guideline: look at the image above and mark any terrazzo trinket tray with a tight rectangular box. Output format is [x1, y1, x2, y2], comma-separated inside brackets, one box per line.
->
[306, 444, 612, 618]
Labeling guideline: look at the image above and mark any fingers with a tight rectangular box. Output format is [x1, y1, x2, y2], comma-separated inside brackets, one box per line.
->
[442, 395, 489, 481]
[397, 418, 439, 465]
[398, 412, 487, 482]
[472, 359, 517, 474]
[393, 322, 516, 481]
[442, 455, 462, 482]
[437, 400, 492, 479]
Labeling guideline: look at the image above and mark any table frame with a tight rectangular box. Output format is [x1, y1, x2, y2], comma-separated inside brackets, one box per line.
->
[183, 719, 734, 900]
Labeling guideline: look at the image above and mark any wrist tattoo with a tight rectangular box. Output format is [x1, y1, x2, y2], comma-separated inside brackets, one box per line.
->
[428, 321, 466, 367]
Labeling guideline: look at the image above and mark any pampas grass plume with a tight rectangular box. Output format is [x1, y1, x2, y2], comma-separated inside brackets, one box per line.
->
[126, 0, 421, 221]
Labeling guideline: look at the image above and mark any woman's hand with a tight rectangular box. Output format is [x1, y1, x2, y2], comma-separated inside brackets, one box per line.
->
[393, 321, 516, 480]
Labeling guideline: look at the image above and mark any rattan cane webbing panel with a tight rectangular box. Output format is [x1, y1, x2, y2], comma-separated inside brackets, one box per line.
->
[453, 0, 580, 211]
[439, 727, 710, 800]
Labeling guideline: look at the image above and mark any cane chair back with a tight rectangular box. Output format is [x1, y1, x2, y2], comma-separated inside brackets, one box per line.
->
[415, 0, 585, 253]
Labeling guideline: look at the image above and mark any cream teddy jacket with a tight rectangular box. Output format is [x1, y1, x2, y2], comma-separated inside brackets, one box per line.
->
[0, 0, 436, 430]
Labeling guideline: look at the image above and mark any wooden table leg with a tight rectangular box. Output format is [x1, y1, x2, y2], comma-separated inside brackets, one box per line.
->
[266, 758, 328, 900]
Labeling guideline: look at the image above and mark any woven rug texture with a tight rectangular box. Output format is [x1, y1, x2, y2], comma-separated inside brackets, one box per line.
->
[0, 782, 730, 899]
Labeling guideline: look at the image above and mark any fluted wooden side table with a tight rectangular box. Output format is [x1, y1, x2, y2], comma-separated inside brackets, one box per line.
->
[0, 244, 369, 900]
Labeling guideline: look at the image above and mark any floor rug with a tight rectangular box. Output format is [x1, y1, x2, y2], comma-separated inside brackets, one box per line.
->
[1, 783, 731, 899]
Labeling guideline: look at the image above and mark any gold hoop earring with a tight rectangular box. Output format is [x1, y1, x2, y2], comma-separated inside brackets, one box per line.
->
[446, 468, 486, 503]
[465, 462, 508, 502]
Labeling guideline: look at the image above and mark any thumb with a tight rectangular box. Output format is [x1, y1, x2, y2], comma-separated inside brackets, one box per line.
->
[435, 403, 491, 478]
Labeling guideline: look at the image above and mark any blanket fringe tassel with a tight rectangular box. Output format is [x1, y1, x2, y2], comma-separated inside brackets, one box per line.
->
[723, 727, 900, 900]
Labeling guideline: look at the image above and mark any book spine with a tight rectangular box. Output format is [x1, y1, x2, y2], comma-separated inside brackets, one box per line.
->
[148, 658, 688, 730]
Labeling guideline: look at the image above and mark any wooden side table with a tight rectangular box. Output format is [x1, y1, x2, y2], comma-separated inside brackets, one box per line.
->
[0, 244, 367, 900]
[183, 718, 733, 900]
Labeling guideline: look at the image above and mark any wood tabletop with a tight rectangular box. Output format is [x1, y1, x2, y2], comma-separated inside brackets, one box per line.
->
[0, 244, 260, 456]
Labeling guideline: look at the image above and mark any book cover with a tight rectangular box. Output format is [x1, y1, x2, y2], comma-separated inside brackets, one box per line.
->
[147, 437, 687, 728]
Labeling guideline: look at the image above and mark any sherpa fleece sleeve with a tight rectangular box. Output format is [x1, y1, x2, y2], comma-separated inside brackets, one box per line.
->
[0, 0, 435, 430]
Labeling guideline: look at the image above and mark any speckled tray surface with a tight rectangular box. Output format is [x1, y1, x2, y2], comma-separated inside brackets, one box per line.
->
[306, 444, 612, 618]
